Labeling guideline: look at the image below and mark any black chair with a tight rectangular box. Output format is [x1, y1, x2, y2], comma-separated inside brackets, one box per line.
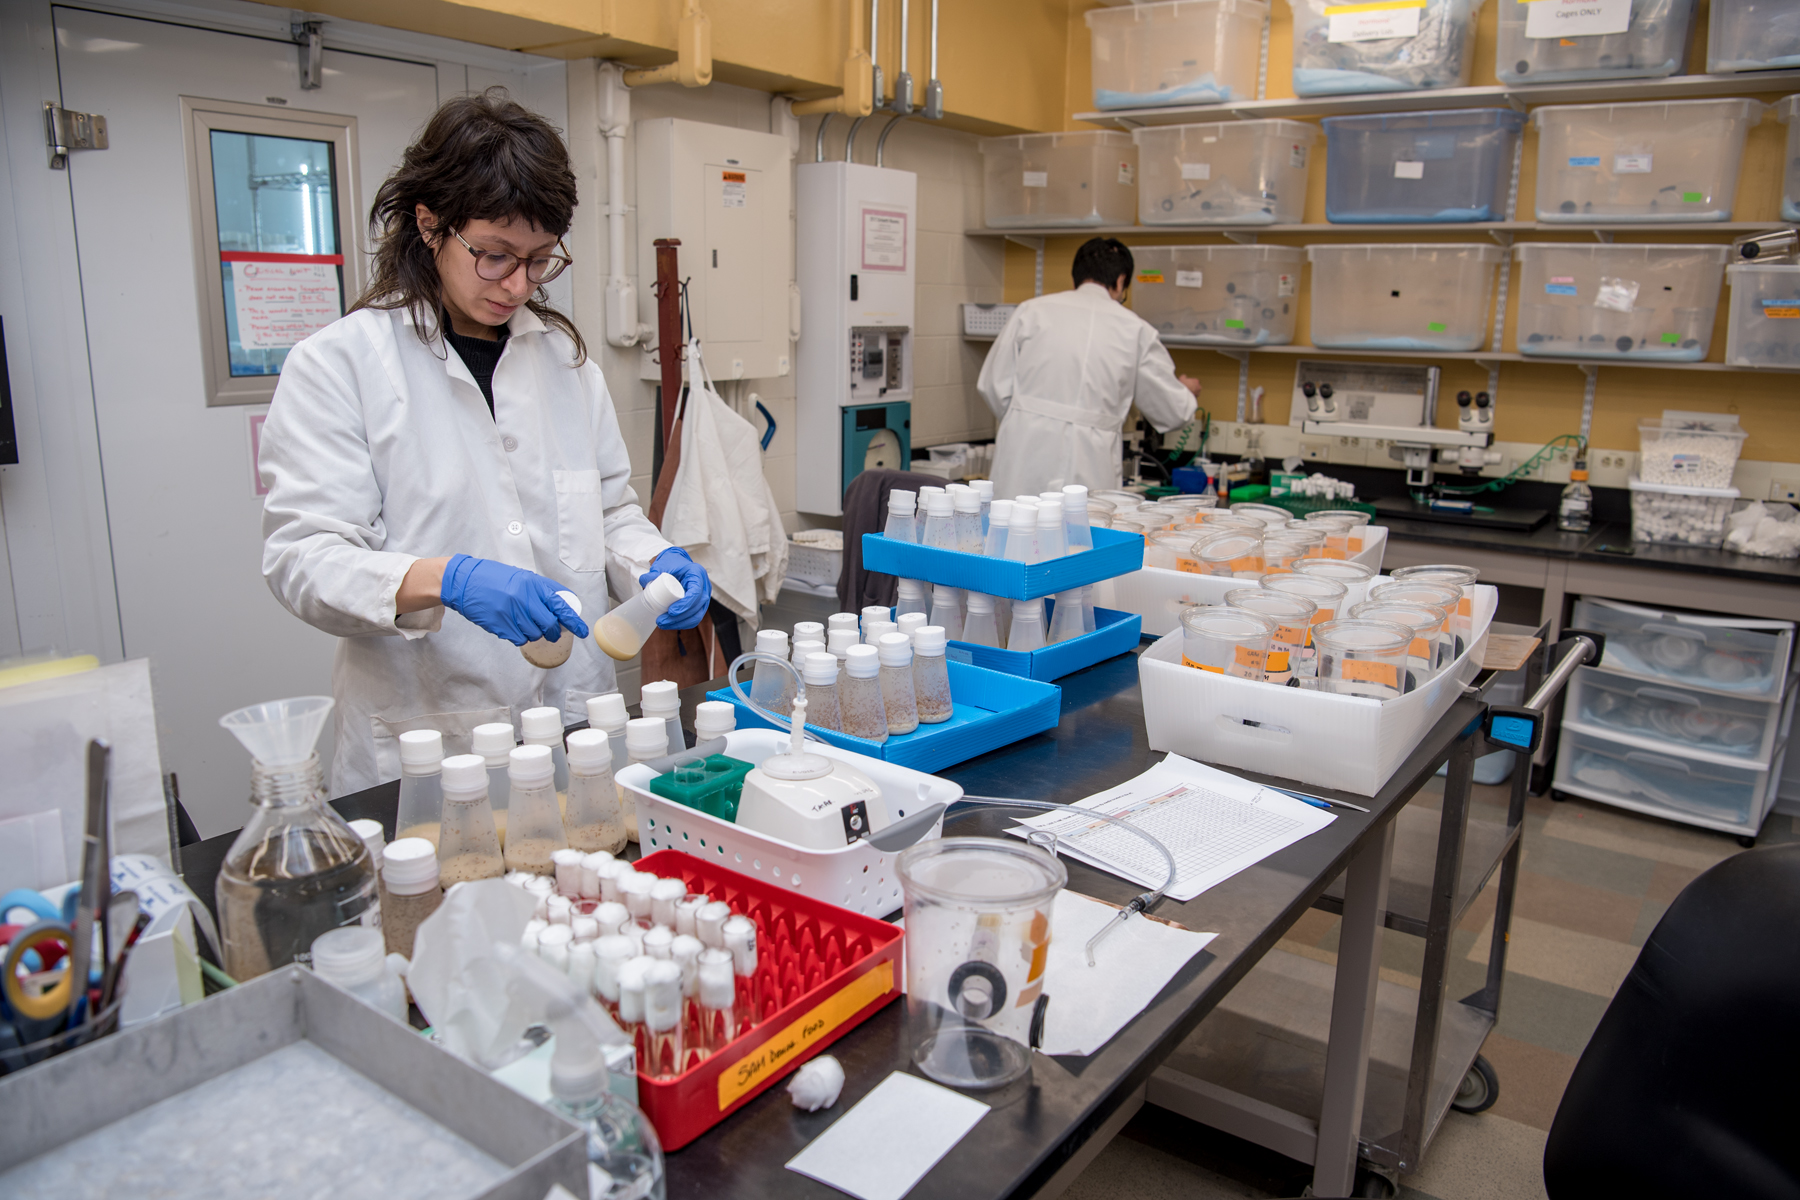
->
[1543, 843, 1800, 1198]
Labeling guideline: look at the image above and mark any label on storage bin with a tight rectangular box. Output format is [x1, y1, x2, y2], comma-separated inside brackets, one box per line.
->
[1023, 171, 1048, 188]
[1761, 299, 1800, 318]
[1670, 453, 1703, 472]
[1290, 143, 1309, 169]
[1545, 280, 1578, 296]
[1177, 270, 1205, 288]
[1119, 162, 1136, 185]
[717, 960, 895, 1110]
[1568, 155, 1601, 168]
[1180, 162, 1211, 181]
[1138, 269, 1166, 284]
[1525, 0, 1630, 39]
[1427, 320, 1447, 332]
[946, 646, 975, 665]
[1278, 273, 1296, 297]
[1342, 659, 1401, 688]
[1681, 191, 1704, 203]
[1393, 160, 1425, 180]
[1224, 318, 1247, 328]
[1613, 153, 1654, 174]
[1326, 0, 1424, 42]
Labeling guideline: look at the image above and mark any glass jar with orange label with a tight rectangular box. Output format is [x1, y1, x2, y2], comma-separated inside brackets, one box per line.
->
[1313, 619, 1414, 700]
[1292, 558, 1377, 609]
[1223, 589, 1316, 684]
[1260, 573, 1348, 676]
[1350, 600, 1450, 683]
[1260, 535, 1311, 574]
[1388, 565, 1481, 654]
[1229, 502, 1292, 530]
[1295, 514, 1358, 558]
[1146, 530, 1200, 569]
[1303, 509, 1372, 554]
[1272, 524, 1328, 558]
[1180, 607, 1278, 679]
[1194, 532, 1266, 577]
[1366, 581, 1463, 668]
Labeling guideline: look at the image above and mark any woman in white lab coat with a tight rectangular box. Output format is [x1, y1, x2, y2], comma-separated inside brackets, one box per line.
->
[260, 90, 710, 792]
[977, 238, 1201, 500]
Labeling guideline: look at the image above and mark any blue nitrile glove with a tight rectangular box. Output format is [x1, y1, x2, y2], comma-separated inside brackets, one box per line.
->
[638, 547, 712, 630]
[440, 554, 590, 646]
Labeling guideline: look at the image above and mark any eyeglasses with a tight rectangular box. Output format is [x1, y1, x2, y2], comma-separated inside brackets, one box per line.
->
[449, 227, 572, 284]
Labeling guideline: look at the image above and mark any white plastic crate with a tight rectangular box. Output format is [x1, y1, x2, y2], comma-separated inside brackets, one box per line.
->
[1552, 725, 1786, 834]
[1573, 595, 1795, 700]
[1726, 263, 1800, 369]
[1707, 0, 1800, 72]
[979, 132, 1138, 228]
[1132, 120, 1317, 225]
[962, 303, 1018, 338]
[1129, 245, 1305, 345]
[1287, 0, 1484, 96]
[617, 729, 954, 918]
[785, 538, 843, 587]
[1306, 243, 1502, 351]
[1513, 243, 1729, 361]
[1321, 108, 1524, 223]
[1495, 0, 1696, 84]
[1139, 584, 1496, 796]
[1629, 478, 1741, 547]
[1531, 99, 1761, 223]
[1086, 0, 1269, 109]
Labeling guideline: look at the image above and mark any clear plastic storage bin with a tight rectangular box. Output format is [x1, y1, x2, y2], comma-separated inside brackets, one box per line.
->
[1726, 263, 1800, 368]
[1779, 96, 1800, 222]
[1513, 243, 1729, 361]
[1553, 726, 1783, 831]
[1567, 665, 1786, 763]
[1629, 478, 1741, 547]
[1087, 0, 1270, 110]
[1531, 99, 1761, 223]
[1572, 596, 1795, 700]
[1322, 109, 1524, 222]
[1130, 245, 1305, 344]
[1707, 0, 1800, 72]
[1287, 0, 1484, 96]
[979, 132, 1138, 228]
[1306, 243, 1502, 350]
[1133, 121, 1317, 225]
[1495, 0, 1696, 83]
[1637, 416, 1747, 487]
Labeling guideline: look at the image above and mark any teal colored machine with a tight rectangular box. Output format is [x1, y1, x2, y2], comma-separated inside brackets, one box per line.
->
[842, 401, 910, 496]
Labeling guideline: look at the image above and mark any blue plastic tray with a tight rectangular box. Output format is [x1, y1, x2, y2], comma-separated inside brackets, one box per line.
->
[940, 605, 1141, 682]
[707, 660, 1061, 774]
[860, 526, 1145, 601]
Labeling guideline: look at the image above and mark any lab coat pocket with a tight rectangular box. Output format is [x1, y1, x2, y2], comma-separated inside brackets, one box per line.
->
[554, 469, 609, 573]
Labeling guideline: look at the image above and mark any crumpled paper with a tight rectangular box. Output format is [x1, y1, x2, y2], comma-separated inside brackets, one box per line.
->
[406, 878, 538, 1068]
[1725, 501, 1800, 560]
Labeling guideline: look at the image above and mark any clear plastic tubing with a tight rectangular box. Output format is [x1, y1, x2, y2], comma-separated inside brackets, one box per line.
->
[639, 679, 684, 757]
[912, 625, 954, 723]
[953, 488, 984, 554]
[962, 592, 1001, 648]
[801, 651, 843, 731]
[878, 632, 921, 736]
[884, 489, 917, 543]
[437, 753, 505, 885]
[984, 499, 1014, 558]
[395, 728, 445, 848]
[827, 627, 861, 663]
[894, 580, 929, 620]
[750, 630, 795, 716]
[520, 706, 570, 797]
[1063, 485, 1094, 553]
[1008, 599, 1047, 652]
[929, 585, 966, 642]
[503, 743, 567, 876]
[839, 644, 890, 743]
[1004, 499, 1039, 563]
[564, 729, 627, 855]
[595, 572, 685, 661]
[1047, 590, 1085, 644]
[920, 491, 957, 549]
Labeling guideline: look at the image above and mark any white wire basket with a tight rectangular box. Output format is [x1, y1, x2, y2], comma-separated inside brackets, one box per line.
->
[785, 540, 843, 588]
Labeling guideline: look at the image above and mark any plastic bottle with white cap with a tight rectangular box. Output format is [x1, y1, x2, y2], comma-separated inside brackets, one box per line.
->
[696, 946, 739, 1052]
[863, 619, 897, 650]
[983, 498, 1013, 559]
[1008, 599, 1047, 652]
[564, 729, 626, 855]
[437, 753, 504, 885]
[551, 847, 586, 898]
[349, 819, 388, 910]
[826, 627, 860, 663]
[1048, 590, 1086, 645]
[920, 491, 957, 549]
[595, 572, 685, 661]
[502, 744, 567, 876]
[929, 585, 966, 641]
[749, 629, 796, 716]
[839, 644, 890, 743]
[643, 959, 686, 1079]
[800, 652, 843, 732]
[896, 611, 928, 641]
[1036, 499, 1068, 559]
[521, 591, 583, 668]
[520, 706, 571, 798]
[585, 694, 630, 774]
[962, 592, 1001, 648]
[877, 633, 920, 736]
[639, 679, 685, 757]
[953, 488, 984, 553]
[1004, 498, 1039, 563]
[310, 926, 408, 1023]
[1062, 485, 1094, 553]
[827, 613, 860, 637]
[912, 626, 954, 723]
[883, 489, 917, 543]
[625, 717, 671, 790]
[895, 578, 929, 620]
[790, 638, 826, 674]
[394, 729, 445, 848]
[973, 479, 995, 535]
[379, 837, 442, 960]
[693, 700, 736, 744]
[859, 606, 890, 639]
[470, 721, 516, 845]
[793, 619, 825, 646]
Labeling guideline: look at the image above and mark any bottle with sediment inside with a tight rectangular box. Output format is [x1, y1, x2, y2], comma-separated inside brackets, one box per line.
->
[884, 490, 917, 543]
[503, 744, 568, 876]
[750, 629, 796, 716]
[380, 837, 443, 959]
[839, 644, 890, 743]
[471, 721, 515, 847]
[911, 626, 954, 723]
[877, 633, 920, 735]
[394, 729, 445, 848]
[564, 730, 628, 854]
[800, 652, 844, 731]
[437, 753, 506, 885]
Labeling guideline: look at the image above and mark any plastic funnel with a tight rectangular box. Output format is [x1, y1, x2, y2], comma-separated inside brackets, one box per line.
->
[219, 696, 334, 767]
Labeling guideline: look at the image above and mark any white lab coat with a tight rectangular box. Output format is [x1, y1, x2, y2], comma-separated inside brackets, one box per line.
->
[658, 341, 788, 626]
[260, 305, 673, 794]
[977, 282, 1197, 500]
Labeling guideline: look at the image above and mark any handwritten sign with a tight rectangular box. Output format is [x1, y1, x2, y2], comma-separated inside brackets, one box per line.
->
[717, 960, 894, 1110]
[229, 260, 341, 349]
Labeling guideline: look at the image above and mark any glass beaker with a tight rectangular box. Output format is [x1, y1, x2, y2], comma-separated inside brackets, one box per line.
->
[1350, 600, 1451, 685]
[1367, 580, 1463, 670]
[1181, 606, 1277, 678]
[1313, 618, 1414, 699]
[1303, 509, 1373, 553]
[1223, 589, 1316, 684]
[1291, 558, 1376, 609]
[1387, 565, 1480, 654]
[1193, 532, 1265, 578]
[1297, 514, 1359, 559]
[896, 837, 1065, 1091]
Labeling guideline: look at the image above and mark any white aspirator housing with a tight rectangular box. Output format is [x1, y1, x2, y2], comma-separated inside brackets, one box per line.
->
[735, 694, 887, 851]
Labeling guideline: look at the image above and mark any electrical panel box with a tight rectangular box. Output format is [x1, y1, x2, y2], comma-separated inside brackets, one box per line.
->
[635, 118, 794, 382]
[795, 160, 917, 516]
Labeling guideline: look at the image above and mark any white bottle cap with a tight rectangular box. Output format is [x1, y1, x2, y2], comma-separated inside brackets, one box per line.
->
[791, 639, 826, 665]
[565, 728, 612, 771]
[586, 694, 628, 734]
[524, 875, 556, 898]
[1009, 502, 1038, 532]
[348, 819, 385, 871]
[896, 612, 927, 637]
[1039, 491, 1062, 504]
[522, 918, 548, 950]
[974, 480, 994, 501]
[696, 900, 733, 948]
[863, 620, 896, 645]
[919, 486, 945, 498]
[640, 679, 680, 716]
[913, 625, 947, 655]
[546, 894, 573, 925]
[1062, 484, 1089, 508]
[895, 579, 926, 599]
[471, 722, 516, 765]
[723, 914, 758, 975]
[644, 959, 684, 1032]
[827, 613, 859, 633]
[756, 629, 789, 655]
[888, 489, 916, 512]
[966, 592, 994, 613]
[538, 923, 574, 948]
[520, 706, 562, 742]
[643, 571, 685, 613]
[382, 837, 440, 895]
[989, 498, 1014, 527]
[877, 632, 914, 667]
[626, 717, 669, 756]
[845, 643, 881, 679]
[578, 851, 611, 899]
[827, 628, 859, 659]
[926, 492, 954, 516]
[802, 651, 840, 686]
[643, 924, 675, 960]
[794, 620, 825, 642]
[697, 947, 736, 1008]
[946, 482, 972, 495]
[953, 489, 980, 514]
[1012, 598, 1043, 619]
[570, 915, 599, 943]
[594, 899, 630, 937]
[551, 847, 585, 895]
[592, 935, 634, 1000]
[398, 729, 443, 771]
[440, 753, 488, 795]
[1037, 502, 1062, 527]
[507, 743, 554, 784]
[694, 700, 736, 740]
[1014, 495, 1038, 505]
[617, 956, 652, 1023]
[650, 877, 687, 925]
[861, 605, 890, 626]
[671, 933, 703, 996]
[311, 926, 386, 987]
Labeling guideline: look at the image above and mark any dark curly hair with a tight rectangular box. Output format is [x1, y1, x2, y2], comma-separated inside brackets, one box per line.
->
[352, 87, 585, 363]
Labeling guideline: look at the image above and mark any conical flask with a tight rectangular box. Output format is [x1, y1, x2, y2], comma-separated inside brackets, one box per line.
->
[215, 696, 379, 982]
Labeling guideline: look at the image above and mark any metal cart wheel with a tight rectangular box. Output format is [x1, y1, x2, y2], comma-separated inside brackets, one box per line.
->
[1450, 1054, 1500, 1115]
[1737, 834, 1757, 849]
[1351, 1166, 1397, 1198]
[1550, 789, 1570, 802]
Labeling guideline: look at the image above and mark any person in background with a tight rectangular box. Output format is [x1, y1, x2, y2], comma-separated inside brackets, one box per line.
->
[259, 89, 709, 792]
[977, 237, 1200, 500]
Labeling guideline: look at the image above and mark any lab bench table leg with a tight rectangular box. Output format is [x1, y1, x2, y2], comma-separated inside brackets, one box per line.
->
[1312, 818, 1396, 1198]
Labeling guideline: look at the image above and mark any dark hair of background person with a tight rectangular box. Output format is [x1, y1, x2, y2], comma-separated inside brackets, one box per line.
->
[352, 86, 586, 363]
[1071, 237, 1135, 291]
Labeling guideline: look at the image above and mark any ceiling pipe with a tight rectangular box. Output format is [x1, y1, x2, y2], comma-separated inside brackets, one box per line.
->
[792, 0, 874, 116]
[892, 0, 914, 114]
[598, 63, 650, 348]
[622, 0, 713, 88]
[923, 0, 943, 119]
[869, 0, 886, 112]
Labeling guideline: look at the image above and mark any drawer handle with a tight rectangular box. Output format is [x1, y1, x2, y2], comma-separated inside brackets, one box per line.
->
[1632, 687, 1701, 708]
[1623, 750, 1693, 774]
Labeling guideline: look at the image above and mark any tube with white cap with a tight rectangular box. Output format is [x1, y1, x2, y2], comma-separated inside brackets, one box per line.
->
[1062, 485, 1094, 552]
[537, 923, 574, 973]
[749, 630, 796, 716]
[551, 847, 586, 898]
[639, 680, 684, 758]
[595, 573, 685, 661]
[695, 900, 732, 949]
[564, 729, 626, 855]
[912, 625, 954, 723]
[974, 479, 994, 535]
[671, 932, 704, 1049]
[723, 914, 761, 1030]
[520, 706, 571, 798]
[643, 959, 685, 1079]
[594, 899, 630, 938]
[592, 934, 634, 1022]
[696, 946, 739, 1052]
[649, 877, 687, 927]
[619, 870, 657, 922]
[578, 850, 612, 901]
[801, 653, 843, 732]
[616, 955, 653, 1051]
[395, 729, 445, 848]
[471, 721, 516, 846]
[674, 893, 708, 938]
[502, 744, 567, 876]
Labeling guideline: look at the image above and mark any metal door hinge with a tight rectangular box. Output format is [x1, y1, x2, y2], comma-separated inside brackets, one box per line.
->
[292, 21, 324, 90]
[44, 102, 107, 169]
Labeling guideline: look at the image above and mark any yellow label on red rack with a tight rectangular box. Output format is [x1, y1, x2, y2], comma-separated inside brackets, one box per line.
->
[717, 959, 894, 1110]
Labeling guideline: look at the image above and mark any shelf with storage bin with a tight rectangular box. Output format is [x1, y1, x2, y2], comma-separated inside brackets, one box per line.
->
[962, 222, 1787, 238]
[960, 336, 1752, 369]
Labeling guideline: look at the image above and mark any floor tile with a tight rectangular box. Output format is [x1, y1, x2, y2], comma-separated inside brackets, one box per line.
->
[1627, 898, 1669, 947]
[1472, 1032, 1579, 1133]
[1489, 973, 1612, 1058]
[1284, 907, 1339, 949]
[1399, 1112, 1548, 1200]
[1541, 804, 1738, 872]
[1644, 859, 1707, 904]
[1518, 832, 1654, 898]
[1062, 1131, 1273, 1200]
[1467, 915, 1640, 998]
[1508, 869, 1644, 943]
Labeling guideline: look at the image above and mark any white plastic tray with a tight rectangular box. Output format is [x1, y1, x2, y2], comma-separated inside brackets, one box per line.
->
[617, 729, 955, 919]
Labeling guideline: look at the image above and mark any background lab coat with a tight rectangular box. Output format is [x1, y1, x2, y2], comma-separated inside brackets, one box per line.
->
[260, 305, 672, 794]
[977, 281, 1197, 499]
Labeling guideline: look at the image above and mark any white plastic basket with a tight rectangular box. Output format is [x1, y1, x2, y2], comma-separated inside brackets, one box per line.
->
[616, 729, 954, 918]
[785, 540, 843, 588]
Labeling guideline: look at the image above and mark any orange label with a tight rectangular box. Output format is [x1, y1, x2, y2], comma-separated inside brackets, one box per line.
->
[1320, 547, 1347, 560]
[1311, 608, 1337, 624]
[1408, 636, 1432, 659]
[1456, 596, 1473, 617]
[1265, 649, 1291, 673]
[1182, 655, 1224, 673]
[1229, 556, 1263, 573]
[1274, 623, 1309, 646]
[1349, 535, 1365, 552]
[1175, 557, 1203, 574]
[717, 959, 893, 1110]
[722, 170, 747, 182]
[1342, 658, 1400, 688]
[1234, 644, 1269, 669]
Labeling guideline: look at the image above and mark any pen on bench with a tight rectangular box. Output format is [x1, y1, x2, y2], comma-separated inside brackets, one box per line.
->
[1271, 787, 1371, 814]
